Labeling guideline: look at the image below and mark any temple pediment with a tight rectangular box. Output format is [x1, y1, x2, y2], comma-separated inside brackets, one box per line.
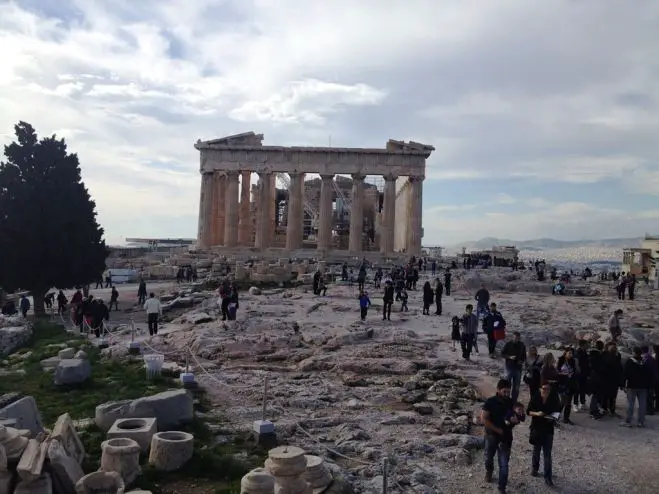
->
[196, 132, 264, 148]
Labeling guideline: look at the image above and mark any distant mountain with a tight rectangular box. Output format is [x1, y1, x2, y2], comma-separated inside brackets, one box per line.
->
[447, 237, 643, 252]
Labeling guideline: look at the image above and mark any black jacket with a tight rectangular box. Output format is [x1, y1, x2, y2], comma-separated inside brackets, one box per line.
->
[502, 341, 526, 370]
[624, 356, 653, 389]
[602, 351, 623, 388]
[423, 285, 434, 304]
[383, 285, 394, 302]
[575, 347, 590, 378]
[483, 311, 506, 335]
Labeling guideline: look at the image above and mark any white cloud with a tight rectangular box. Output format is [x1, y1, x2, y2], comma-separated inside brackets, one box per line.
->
[1, 0, 659, 244]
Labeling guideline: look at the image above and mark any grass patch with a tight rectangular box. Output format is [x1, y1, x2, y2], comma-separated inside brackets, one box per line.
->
[0, 321, 175, 425]
[1, 321, 268, 494]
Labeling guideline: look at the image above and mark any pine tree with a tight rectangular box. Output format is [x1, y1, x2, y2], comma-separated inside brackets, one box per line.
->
[0, 121, 107, 316]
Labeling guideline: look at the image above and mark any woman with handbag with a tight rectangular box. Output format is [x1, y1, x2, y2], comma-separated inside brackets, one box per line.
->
[527, 383, 562, 487]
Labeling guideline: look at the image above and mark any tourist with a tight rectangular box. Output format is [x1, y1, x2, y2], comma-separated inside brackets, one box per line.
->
[616, 276, 626, 300]
[601, 342, 623, 417]
[540, 353, 560, 399]
[627, 274, 636, 300]
[431, 259, 437, 276]
[587, 340, 605, 420]
[81, 296, 95, 333]
[434, 278, 443, 315]
[144, 292, 162, 336]
[105, 270, 112, 288]
[475, 284, 490, 318]
[641, 345, 657, 415]
[557, 347, 579, 424]
[313, 270, 321, 295]
[460, 304, 478, 360]
[527, 382, 562, 487]
[399, 288, 409, 312]
[358, 290, 371, 321]
[43, 292, 54, 310]
[219, 282, 231, 320]
[373, 268, 382, 288]
[574, 339, 591, 412]
[481, 378, 524, 494]
[92, 299, 110, 338]
[382, 280, 394, 321]
[56, 290, 67, 315]
[422, 281, 434, 315]
[450, 316, 461, 352]
[608, 309, 623, 342]
[444, 269, 452, 296]
[502, 331, 526, 404]
[523, 346, 543, 399]
[19, 295, 30, 318]
[621, 346, 652, 427]
[483, 302, 506, 358]
[109, 287, 119, 311]
[227, 288, 239, 321]
[95, 276, 104, 289]
[357, 263, 367, 291]
[317, 275, 328, 296]
[137, 279, 147, 305]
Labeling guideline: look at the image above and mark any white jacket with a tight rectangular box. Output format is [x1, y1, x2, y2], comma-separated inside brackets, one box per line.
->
[144, 298, 162, 315]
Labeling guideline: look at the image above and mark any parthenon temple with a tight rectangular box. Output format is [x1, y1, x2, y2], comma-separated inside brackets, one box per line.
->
[195, 132, 434, 257]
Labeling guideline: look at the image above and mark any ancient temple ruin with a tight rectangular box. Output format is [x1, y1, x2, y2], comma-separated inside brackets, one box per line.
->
[195, 132, 434, 257]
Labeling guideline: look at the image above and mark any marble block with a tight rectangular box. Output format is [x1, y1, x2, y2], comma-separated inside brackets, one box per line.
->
[107, 418, 157, 453]
[148, 431, 193, 472]
[100, 438, 141, 486]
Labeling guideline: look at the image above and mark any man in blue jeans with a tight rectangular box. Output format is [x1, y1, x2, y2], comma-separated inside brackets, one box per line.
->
[481, 379, 525, 494]
[501, 331, 526, 404]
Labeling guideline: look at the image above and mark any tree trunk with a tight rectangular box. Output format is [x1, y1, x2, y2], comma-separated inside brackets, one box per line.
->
[32, 289, 46, 317]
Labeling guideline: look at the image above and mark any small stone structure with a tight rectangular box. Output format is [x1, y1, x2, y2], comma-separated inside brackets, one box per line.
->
[240, 467, 275, 494]
[302, 456, 332, 492]
[75, 471, 125, 494]
[100, 438, 141, 486]
[264, 446, 311, 494]
[16, 438, 47, 483]
[148, 431, 194, 471]
[0, 396, 44, 436]
[0, 425, 28, 461]
[51, 413, 86, 465]
[107, 418, 157, 453]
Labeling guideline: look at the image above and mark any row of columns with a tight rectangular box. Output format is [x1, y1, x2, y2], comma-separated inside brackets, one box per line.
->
[197, 171, 423, 255]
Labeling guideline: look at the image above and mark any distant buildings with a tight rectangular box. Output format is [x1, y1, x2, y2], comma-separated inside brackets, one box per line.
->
[621, 235, 659, 278]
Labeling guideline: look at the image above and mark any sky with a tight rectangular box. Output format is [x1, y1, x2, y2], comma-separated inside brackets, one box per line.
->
[2, 0, 659, 247]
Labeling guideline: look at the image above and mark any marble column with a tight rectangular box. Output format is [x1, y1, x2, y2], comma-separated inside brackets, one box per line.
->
[255, 172, 272, 250]
[348, 173, 365, 252]
[317, 174, 334, 251]
[211, 173, 226, 246]
[224, 171, 240, 248]
[380, 174, 397, 255]
[196, 172, 214, 249]
[406, 175, 424, 256]
[286, 172, 304, 250]
[239, 171, 251, 245]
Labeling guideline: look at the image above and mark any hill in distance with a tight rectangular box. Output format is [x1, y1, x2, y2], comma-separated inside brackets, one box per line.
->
[447, 236, 644, 252]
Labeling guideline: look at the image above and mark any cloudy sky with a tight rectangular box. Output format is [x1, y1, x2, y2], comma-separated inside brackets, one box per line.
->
[2, 0, 659, 246]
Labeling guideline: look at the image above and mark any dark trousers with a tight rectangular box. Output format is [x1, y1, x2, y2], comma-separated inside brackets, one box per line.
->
[21, 309, 28, 318]
[460, 333, 473, 359]
[435, 297, 442, 315]
[487, 334, 497, 355]
[422, 303, 430, 315]
[147, 313, 159, 336]
[532, 433, 554, 480]
[382, 301, 392, 320]
[562, 392, 574, 420]
[628, 287, 635, 300]
[574, 377, 588, 405]
[484, 434, 510, 491]
[360, 306, 368, 321]
[138, 294, 146, 305]
[445, 284, 451, 296]
[358, 281, 365, 291]
[109, 299, 118, 311]
[589, 391, 600, 415]
[617, 289, 625, 300]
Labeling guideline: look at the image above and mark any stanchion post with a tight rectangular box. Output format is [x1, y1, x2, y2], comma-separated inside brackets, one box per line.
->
[261, 377, 269, 422]
[382, 457, 388, 494]
[180, 350, 197, 389]
[128, 316, 140, 355]
[253, 376, 276, 447]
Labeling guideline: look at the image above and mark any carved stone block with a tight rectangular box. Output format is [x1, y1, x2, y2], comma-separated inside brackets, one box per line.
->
[107, 418, 157, 453]
[16, 438, 47, 482]
[51, 413, 85, 465]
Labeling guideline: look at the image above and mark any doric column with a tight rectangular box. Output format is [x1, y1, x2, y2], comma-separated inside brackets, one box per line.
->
[317, 174, 334, 251]
[196, 172, 214, 249]
[255, 172, 273, 250]
[406, 175, 424, 256]
[211, 173, 226, 246]
[224, 171, 240, 248]
[286, 172, 304, 250]
[380, 174, 397, 255]
[238, 171, 251, 245]
[348, 173, 365, 252]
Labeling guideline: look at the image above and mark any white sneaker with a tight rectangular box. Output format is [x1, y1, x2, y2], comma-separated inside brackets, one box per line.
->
[572, 405, 579, 413]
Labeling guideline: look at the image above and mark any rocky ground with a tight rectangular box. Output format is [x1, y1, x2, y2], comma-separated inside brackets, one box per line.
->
[95, 267, 659, 493]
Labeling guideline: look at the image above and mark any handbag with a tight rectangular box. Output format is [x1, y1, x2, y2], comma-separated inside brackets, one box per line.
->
[493, 328, 506, 341]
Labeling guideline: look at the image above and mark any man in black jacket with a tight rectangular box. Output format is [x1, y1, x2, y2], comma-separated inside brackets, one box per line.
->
[484, 303, 506, 357]
[501, 331, 526, 405]
[574, 339, 591, 412]
[382, 280, 394, 321]
[601, 342, 623, 417]
[622, 347, 652, 427]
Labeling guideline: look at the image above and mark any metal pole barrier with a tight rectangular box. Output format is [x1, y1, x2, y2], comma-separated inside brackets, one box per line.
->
[382, 457, 388, 494]
[131, 317, 135, 342]
[185, 352, 190, 374]
[261, 377, 269, 422]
